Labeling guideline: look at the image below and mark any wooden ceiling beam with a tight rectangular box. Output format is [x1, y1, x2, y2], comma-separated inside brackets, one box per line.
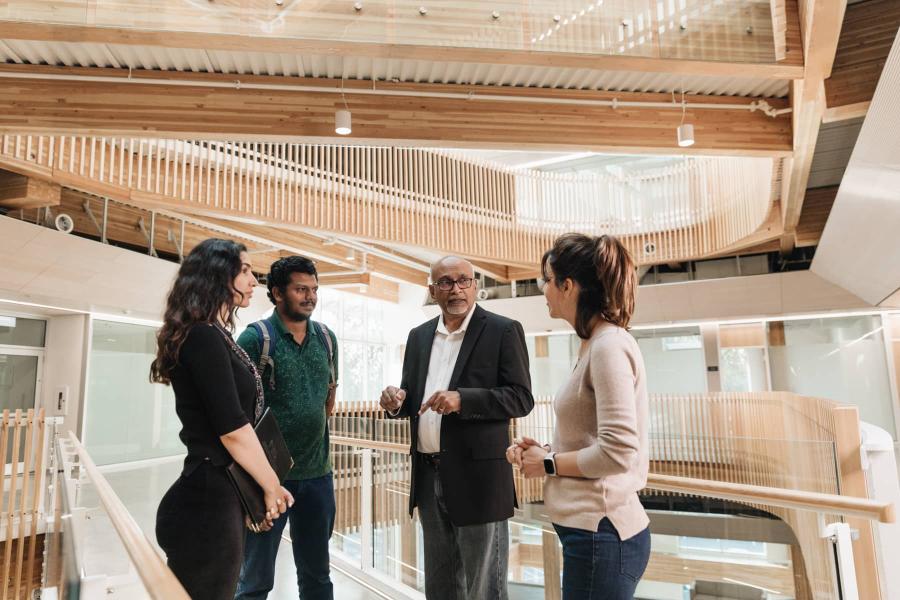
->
[0, 21, 804, 79]
[0, 64, 793, 155]
[780, 0, 847, 253]
[0, 170, 60, 209]
[317, 272, 400, 303]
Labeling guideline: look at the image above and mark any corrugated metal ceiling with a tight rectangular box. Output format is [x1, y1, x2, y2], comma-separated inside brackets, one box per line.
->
[0, 38, 789, 98]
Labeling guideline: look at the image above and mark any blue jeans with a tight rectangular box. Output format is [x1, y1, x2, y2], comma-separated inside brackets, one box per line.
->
[553, 519, 650, 600]
[235, 473, 336, 600]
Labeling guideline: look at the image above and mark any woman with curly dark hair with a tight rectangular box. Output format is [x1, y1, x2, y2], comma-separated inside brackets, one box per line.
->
[152, 238, 294, 600]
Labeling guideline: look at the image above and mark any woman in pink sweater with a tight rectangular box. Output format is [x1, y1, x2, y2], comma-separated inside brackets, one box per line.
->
[507, 233, 650, 599]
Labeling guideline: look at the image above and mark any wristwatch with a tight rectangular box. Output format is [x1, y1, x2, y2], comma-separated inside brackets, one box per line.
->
[543, 452, 558, 476]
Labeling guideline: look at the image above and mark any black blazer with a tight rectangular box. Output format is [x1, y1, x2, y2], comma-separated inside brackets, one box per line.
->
[391, 305, 533, 526]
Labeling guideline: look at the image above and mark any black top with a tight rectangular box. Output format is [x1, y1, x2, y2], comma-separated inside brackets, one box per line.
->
[171, 324, 254, 475]
[390, 305, 534, 526]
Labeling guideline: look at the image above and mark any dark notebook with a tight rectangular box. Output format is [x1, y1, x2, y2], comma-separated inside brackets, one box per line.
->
[225, 408, 294, 532]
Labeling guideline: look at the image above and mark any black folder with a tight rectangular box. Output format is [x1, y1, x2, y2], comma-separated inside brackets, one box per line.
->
[225, 408, 294, 532]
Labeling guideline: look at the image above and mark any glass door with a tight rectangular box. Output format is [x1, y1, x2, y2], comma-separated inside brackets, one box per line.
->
[0, 315, 47, 470]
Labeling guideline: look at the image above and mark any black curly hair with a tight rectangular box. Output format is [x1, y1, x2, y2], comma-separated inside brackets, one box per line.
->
[266, 255, 318, 304]
[150, 238, 248, 384]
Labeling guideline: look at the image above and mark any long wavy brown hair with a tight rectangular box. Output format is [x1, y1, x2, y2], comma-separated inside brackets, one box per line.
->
[150, 238, 248, 384]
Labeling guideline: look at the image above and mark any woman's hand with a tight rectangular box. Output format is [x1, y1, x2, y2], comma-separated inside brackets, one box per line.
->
[246, 514, 273, 532]
[506, 436, 547, 474]
[264, 485, 294, 523]
[521, 444, 549, 478]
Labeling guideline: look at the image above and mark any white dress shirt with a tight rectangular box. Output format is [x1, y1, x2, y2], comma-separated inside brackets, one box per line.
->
[417, 305, 477, 453]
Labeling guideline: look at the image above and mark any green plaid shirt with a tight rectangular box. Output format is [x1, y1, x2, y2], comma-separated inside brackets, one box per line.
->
[237, 310, 338, 480]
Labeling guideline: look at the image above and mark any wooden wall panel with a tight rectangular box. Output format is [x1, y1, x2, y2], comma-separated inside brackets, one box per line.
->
[825, 0, 900, 111]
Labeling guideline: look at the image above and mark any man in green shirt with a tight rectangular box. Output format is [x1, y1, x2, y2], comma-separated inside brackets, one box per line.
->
[235, 256, 338, 600]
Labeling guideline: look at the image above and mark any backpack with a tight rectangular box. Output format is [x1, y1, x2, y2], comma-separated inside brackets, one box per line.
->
[250, 317, 336, 394]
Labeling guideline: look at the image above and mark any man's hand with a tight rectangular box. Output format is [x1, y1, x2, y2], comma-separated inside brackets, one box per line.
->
[380, 385, 407, 413]
[419, 391, 461, 416]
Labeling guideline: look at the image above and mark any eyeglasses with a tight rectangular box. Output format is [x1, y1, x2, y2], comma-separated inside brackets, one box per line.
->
[431, 276, 475, 291]
[536, 277, 548, 291]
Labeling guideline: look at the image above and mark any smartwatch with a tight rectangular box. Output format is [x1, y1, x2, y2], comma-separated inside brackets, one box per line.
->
[543, 452, 558, 476]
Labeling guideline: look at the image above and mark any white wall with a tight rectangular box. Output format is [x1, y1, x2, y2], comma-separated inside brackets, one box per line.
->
[480, 270, 873, 334]
[0, 216, 176, 320]
[41, 314, 89, 437]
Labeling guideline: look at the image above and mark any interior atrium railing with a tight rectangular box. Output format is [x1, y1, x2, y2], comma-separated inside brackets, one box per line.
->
[41, 432, 189, 600]
[34, 392, 894, 600]
[0, 135, 774, 266]
[328, 392, 894, 600]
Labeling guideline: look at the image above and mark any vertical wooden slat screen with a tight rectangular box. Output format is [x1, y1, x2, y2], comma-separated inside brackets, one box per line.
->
[0, 135, 776, 268]
[0, 409, 48, 600]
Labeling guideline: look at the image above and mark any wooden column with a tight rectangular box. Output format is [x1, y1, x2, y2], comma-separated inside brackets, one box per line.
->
[542, 530, 561, 600]
[791, 544, 814, 600]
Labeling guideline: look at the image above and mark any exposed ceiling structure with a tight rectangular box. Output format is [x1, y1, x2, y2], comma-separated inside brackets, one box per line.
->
[0, 0, 898, 302]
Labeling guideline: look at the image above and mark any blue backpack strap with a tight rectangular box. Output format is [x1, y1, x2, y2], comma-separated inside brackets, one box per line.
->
[251, 318, 278, 390]
[315, 321, 336, 385]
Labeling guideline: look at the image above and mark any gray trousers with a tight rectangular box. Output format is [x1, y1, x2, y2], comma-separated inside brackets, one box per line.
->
[415, 460, 509, 600]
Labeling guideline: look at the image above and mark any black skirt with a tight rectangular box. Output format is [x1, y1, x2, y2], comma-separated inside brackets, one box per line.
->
[156, 462, 244, 600]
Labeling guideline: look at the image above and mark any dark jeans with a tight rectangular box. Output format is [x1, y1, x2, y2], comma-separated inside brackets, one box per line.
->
[415, 459, 509, 600]
[553, 519, 651, 600]
[235, 473, 336, 600]
[156, 462, 245, 600]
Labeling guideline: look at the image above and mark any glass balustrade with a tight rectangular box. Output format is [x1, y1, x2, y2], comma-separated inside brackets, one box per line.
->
[1, 0, 779, 65]
[329, 416, 853, 600]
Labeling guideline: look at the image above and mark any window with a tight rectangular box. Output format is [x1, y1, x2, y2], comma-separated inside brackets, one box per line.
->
[84, 320, 183, 465]
[0, 317, 46, 347]
[768, 315, 896, 436]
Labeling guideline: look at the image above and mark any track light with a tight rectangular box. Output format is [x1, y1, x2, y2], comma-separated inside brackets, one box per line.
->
[677, 123, 695, 147]
[345, 248, 355, 261]
[335, 109, 352, 136]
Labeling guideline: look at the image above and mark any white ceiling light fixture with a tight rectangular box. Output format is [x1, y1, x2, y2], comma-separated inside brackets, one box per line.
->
[335, 109, 352, 136]
[676, 89, 695, 147]
[345, 248, 355, 261]
[335, 68, 352, 136]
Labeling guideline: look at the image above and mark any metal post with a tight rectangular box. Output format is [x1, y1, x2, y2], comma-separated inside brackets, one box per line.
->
[361, 449, 374, 571]
[101, 198, 109, 244]
[819, 515, 860, 600]
[148, 211, 156, 256]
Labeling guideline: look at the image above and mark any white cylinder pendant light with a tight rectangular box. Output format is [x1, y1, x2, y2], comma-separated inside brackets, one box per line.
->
[335, 109, 352, 135]
[677, 123, 695, 147]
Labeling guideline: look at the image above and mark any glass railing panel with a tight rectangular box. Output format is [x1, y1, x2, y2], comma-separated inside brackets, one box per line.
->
[2, 0, 781, 65]
[41, 434, 187, 600]
[328, 413, 864, 600]
[330, 443, 364, 563]
[655, 0, 777, 63]
[371, 449, 423, 592]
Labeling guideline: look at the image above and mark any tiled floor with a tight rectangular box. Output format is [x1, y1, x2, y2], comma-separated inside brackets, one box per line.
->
[91, 458, 383, 600]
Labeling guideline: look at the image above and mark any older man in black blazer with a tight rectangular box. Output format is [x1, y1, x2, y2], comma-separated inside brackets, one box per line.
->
[380, 256, 533, 600]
